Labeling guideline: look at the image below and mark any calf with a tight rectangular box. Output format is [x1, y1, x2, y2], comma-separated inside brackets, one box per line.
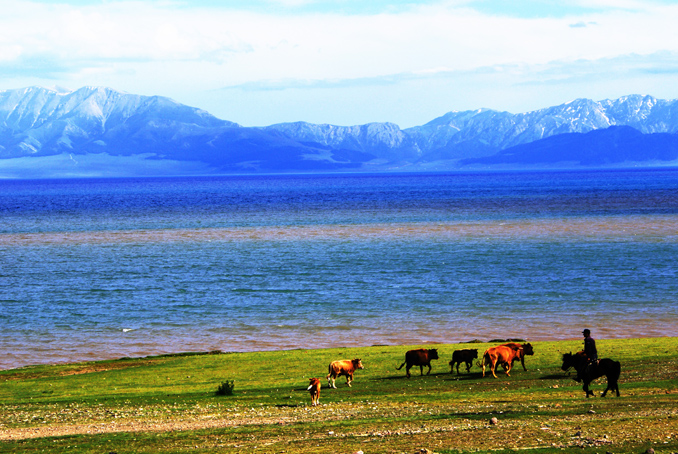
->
[326, 358, 364, 389]
[307, 377, 321, 406]
[397, 348, 439, 378]
[449, 348, 478, 374]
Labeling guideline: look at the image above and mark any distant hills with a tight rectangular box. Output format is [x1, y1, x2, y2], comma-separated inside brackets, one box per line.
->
[1, 86, 677, 178]
[461, 125, 678, 167]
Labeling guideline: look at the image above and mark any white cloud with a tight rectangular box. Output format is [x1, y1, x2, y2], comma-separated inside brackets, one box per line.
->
[264, 0, 317, 7]
[1, 0, 677, 126]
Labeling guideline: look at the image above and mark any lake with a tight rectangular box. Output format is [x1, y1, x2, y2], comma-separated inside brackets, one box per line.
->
[1, 169, 677, 369]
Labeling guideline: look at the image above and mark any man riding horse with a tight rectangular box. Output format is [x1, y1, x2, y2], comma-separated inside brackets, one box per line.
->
[562, 328, 621, 398]
[575, 328, 598, 383]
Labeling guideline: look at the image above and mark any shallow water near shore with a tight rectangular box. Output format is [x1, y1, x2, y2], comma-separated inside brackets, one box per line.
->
[2, 169, 678, 370]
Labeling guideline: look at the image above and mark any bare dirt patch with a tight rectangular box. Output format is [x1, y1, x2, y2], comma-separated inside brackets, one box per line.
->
[1, 360, 157, 382]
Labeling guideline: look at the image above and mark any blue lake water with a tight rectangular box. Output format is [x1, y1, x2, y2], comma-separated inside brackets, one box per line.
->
[1, 169, 678, 369]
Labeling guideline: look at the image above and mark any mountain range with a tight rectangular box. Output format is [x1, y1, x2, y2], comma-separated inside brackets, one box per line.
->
[1, 86, 677, 178]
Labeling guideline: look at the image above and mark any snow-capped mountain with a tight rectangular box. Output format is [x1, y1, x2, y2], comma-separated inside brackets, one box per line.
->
[263, 94, 678, 164]
[263, 121, 420, 162]
[405, 95, 678, 158]
[1, 87, 677, 178]
[0, 86, 235, 158]
[0, 86, 376, 177]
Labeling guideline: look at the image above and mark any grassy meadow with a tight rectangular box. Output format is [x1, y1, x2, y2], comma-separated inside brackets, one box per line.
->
[1, 337, 677, 453]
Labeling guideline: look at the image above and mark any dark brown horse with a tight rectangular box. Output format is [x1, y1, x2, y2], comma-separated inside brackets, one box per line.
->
[561, 351, 621, 398]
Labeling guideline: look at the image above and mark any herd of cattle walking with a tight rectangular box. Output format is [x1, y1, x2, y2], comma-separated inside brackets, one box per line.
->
[308, 342, 621, 405]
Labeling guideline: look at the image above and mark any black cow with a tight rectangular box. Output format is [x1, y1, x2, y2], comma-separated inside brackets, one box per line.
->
[397, 348, 439, 378]
[449, 349, 478, 374]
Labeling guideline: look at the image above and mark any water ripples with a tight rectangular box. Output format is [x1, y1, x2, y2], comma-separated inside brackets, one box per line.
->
[2, 170, 678, 369]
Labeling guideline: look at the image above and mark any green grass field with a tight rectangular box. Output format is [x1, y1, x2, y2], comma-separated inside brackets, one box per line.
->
[1, 337, 677, 453]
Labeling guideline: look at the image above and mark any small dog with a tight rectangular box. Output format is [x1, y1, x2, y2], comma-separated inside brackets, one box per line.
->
[307, 377, 321, 406]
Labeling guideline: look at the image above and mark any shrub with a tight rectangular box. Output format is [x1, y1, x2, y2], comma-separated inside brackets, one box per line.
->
[216, 380, 235, 396]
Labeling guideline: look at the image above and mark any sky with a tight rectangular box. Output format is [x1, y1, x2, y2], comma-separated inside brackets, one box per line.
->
[1, 0, 678, 128]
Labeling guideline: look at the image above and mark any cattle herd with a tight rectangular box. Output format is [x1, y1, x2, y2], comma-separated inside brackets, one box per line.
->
[308, 342, 536, 406]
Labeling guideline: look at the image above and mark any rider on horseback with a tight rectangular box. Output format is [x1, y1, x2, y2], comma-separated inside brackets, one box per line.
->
[575, 328, 598, 382]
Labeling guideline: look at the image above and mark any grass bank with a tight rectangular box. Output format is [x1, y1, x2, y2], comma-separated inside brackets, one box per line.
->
[1, 337, 677, 453]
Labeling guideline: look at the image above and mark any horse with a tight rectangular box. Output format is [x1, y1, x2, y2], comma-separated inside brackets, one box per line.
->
[561, 351, 621, 398]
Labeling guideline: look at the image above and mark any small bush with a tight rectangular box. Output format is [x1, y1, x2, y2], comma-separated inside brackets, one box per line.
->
[216, 380, 235, 396]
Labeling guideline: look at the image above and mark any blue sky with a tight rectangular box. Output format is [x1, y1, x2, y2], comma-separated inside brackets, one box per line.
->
[2, 0, 678, 127]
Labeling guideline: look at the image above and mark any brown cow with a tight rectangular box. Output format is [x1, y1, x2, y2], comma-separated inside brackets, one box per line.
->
[481, 345, 521, 378]
[397, 348, 439, 378]
[499, 342, 534, 371]
[307, 377, 321, 406]
[326, 358, 364, 389]
[449, 349, 478, 374]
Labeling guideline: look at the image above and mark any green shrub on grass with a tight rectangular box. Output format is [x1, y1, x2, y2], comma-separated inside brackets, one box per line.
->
[215, 379, 235, 396]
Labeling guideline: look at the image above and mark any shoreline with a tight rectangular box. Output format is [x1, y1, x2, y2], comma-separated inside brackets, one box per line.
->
[4, 333, 677, 372]
[4, 310, 678, 370]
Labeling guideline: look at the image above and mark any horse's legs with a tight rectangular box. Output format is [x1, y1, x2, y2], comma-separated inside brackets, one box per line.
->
[599, 370, 621, 397]
[602, 377, 614, 397]
[583, 381, 595, 398]
[573, 368, 583, 382]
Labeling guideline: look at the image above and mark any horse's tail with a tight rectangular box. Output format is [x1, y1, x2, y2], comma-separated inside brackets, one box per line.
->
[396, 361, 406, 370]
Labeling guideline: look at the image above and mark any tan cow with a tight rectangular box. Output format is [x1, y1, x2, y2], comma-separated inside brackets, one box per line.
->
[326, 358, 364, 389]
[482, 345, 522, 378]
[307, 377, 321, 406]
[499, 342, 534, 371]
[396, 348, 439, 378]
